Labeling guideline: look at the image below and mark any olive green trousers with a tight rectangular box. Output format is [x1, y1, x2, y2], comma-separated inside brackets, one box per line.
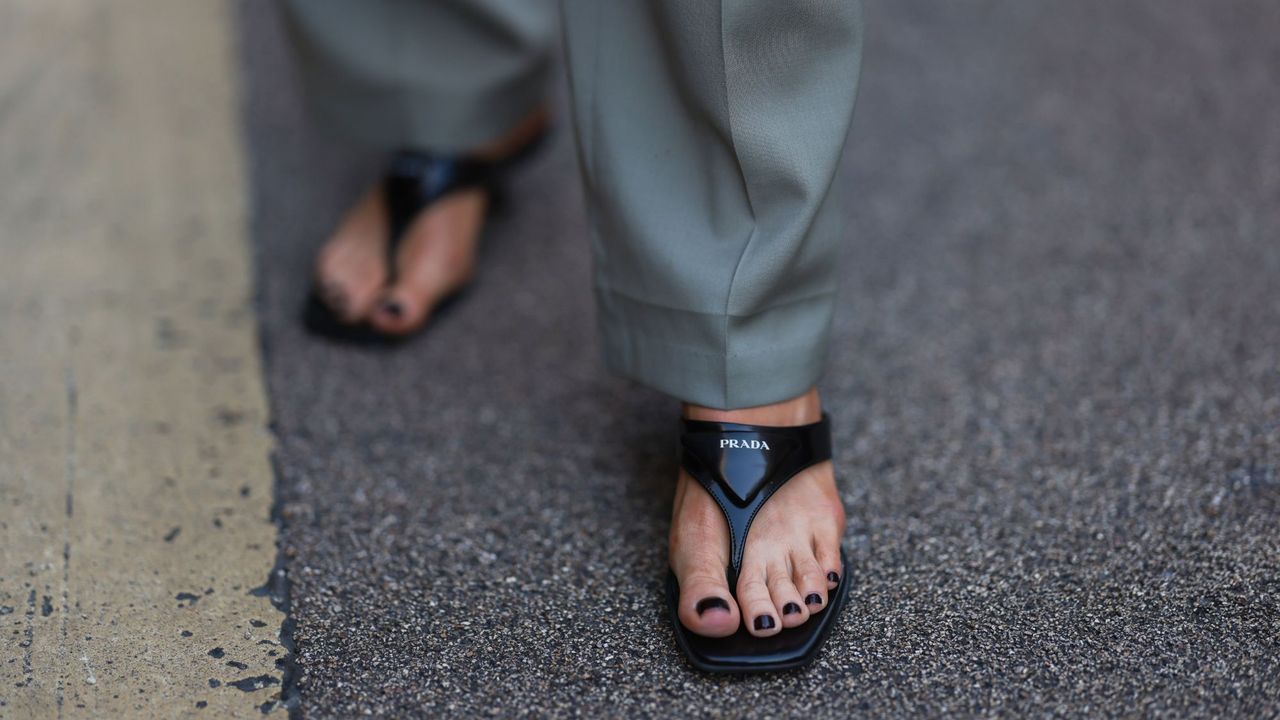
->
[282, 0, 863, 409]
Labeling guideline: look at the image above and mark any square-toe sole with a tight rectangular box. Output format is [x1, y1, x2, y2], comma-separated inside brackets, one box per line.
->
[666, 551, 850, 673]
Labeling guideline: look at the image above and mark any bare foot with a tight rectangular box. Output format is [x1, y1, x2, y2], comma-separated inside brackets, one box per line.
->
[312, 186, 390, 324]
[366, 188, 486, 335]
[312, 107, 549, 335]
[669, 387, 846, 637]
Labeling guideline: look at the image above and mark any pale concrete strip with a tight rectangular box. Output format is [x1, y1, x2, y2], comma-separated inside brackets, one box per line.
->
[0, 1, 284, 717]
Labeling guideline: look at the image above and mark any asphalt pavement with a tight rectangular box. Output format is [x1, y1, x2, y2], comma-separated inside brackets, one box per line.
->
[239, 0, 1280, 716]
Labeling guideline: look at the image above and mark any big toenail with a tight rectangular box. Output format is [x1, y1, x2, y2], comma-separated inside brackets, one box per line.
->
[783, 602, 801, 615]
[382, 300, 404, 318]
[696, 597, 729, 615]
[754, 615, 776, 631]
[805, 593, 823, 606]
[827, 571, 840, 584]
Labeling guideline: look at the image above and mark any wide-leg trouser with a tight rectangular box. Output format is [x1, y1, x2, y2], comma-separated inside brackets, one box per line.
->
[281, 0, 863, 410]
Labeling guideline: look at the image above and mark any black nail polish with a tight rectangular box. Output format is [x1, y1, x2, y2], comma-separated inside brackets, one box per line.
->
[754, 615, 776, 631]
[805, 593, 823, 606]
[827, 571, 840, 584]
[783, 602, 801, 616]
[696, 597, 729, 615]
[382, 300, 404, 318]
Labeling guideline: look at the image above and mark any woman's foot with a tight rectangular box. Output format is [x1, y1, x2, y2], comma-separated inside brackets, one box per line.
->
[669, 387, 846, 638]
[312, 107, 549, 336]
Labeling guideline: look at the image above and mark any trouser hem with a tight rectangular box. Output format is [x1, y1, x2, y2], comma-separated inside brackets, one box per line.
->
[302, 62, 550, 154]
[596, 286, 833, 410]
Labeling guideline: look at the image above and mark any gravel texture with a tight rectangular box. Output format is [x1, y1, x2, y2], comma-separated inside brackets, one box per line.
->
[239, 0, 1280, 716]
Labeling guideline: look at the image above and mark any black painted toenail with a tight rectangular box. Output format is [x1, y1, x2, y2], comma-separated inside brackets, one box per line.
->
[805, 593, 823, 606]
[827, 571, 840, 584]
[783, 602, 801, 615]
[695, 597, 729, 615]
[754, 615, 776, 631]
[382, 300, 404, 318]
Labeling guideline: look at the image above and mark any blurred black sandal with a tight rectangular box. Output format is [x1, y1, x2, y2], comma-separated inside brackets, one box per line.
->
[303, 128, 548, 344]
[667, 413, 850, 673]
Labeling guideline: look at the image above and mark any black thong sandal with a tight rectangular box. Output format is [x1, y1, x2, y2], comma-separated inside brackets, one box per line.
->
[666, 412, 850, 673]
[303, 130, 547, 344]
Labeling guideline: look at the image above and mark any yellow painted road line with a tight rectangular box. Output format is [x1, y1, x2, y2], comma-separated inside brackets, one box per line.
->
[0, 1, 285, 717]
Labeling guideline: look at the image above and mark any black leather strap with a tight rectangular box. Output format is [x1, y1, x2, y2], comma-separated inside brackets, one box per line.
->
[679, 413, 832, 590]
[385, 150, 493, 242]
[384, 126, 550, 240]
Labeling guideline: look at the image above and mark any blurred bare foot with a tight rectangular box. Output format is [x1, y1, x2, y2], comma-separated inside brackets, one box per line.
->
[313, 107, 549, 335]
[669, 387, 845, 638]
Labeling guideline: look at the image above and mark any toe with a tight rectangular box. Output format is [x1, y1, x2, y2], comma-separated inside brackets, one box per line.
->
[670, 470, 741, 638]
[766, 560, 809, 628]
[675, 563, 739, 638]
[314, 249, 385, 323]
[813, 528, 844, 590]
[369, 285, 432, 335]
[367, 192, 482, 336]
[313, 188, 389, 323]
[736, 566, 781, 637]
[791, 551, 829, 614]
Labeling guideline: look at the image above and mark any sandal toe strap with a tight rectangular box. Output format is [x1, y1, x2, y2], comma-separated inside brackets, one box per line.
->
[679, 413, 832, 590]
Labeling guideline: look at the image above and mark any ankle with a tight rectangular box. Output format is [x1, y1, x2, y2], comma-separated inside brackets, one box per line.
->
[682, 387, 822, 427]
[471, 106, 549, 162]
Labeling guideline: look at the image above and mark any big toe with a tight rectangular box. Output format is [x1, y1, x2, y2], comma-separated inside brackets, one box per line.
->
[671, 472, 741, 638]
[675, 563, 740, 638]
[367, 191, 483, 336]
[368, 283, 434, 336]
